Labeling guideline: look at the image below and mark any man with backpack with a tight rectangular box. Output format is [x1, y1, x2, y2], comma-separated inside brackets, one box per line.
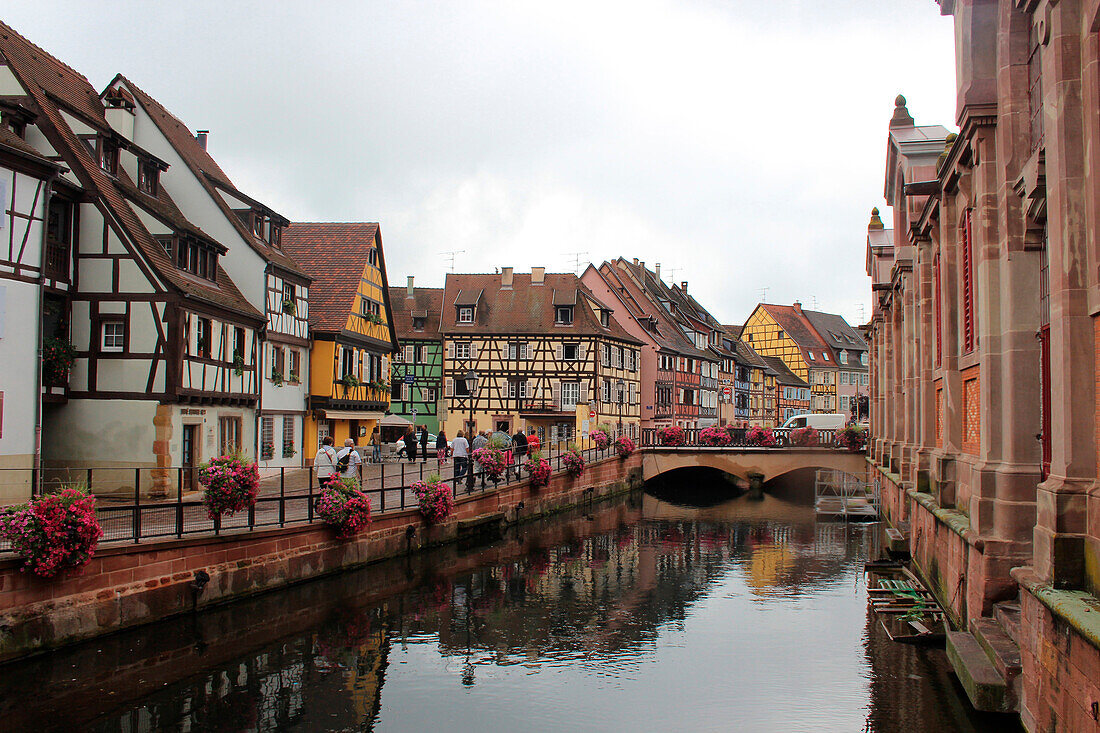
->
[314, 436, 338, 490]
[336, 438, 362, 485]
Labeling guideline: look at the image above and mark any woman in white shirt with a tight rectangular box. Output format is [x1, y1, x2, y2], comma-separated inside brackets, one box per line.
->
[314, 436, 338, 489]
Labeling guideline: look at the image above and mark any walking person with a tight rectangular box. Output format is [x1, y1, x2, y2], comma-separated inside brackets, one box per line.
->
[314, 436, 338, 490]
[470, 430, 489, 487]
[511, 427, 528, 479]
[369, 427, 381, 464]
[452, 430, 470, 479]
[526, 427, 540, 455]
[335, 438, 362, 486]
[419, 424, 429, 463]
[404, 426, 418, 463]
[436, 428, 448, 466]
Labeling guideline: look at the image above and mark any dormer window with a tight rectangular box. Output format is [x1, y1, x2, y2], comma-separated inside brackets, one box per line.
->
[0, 111, 26, 139]
[252, 213, 265, 239]
[600, 310, 610, 328]
[268, 224, 281, 249]
[176, 235, 218, 283]
[138, 160, 159, 196]
[555, 306, 574, 324]
[822, 351, 830, 361]
[413, 316, 426, 330]
[808, 351, 815, 361]
[458, 306, 474, 323]
[98, 137, 118, 175]
[839, 350, 848, 364]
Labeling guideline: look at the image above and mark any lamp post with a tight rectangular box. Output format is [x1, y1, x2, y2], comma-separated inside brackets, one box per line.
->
[464, 370, 479, 492]
[616, 379, 625, 439]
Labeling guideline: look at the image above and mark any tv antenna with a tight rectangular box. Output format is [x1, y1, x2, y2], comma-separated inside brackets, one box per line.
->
[760, 286, 769, 303]
[565, 251, 589, 273]
[666, 266, 683, 283]
[856, 303, 866, 322]
[439, 250, 465, 272]
[812, 296, 819, 310]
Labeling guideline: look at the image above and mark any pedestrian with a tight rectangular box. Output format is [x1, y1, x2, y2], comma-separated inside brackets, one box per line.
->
[470, 430, 489, 485]
[526, 427, 540, 455]
[419, 424, 429, 463]
[436, 428, 448, 465]
[314, 436, 338, 490]
[335, 438, 362, 486]
[405, 426, 418, 463]
[452, 429, 470, 478]
[369, 427, 381, 464]
[511, 427, 528, 478]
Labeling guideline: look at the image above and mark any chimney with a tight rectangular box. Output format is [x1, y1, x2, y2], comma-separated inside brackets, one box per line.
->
[195, 130, 209, 150]
[501, 266, 513, 289]
[406, 275, 415, 298]
[793, 300, 802, 314]
[655, 263, 661, 282]
[531, 266, 545, 285]
[633, 257, 639, 265]
[639, 261, 645, 271]
[681, 281, 688, 294]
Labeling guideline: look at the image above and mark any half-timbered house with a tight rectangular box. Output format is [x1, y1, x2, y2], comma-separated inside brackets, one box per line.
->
[581, 258, 716, 430]
[0, 22, 265, 496]
[388, 278, 444, 431]
[282, 223, 397, 450]
[440, 269, 642, 444]
[0, 117, 64, 503]
[762, 357, 811, 424]
[742, 302, 839, 413]
[103, 76, 313, 468]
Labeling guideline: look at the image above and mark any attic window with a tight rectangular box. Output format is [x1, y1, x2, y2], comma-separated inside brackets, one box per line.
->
[821, 351, 830, 361]
[458, 306, 474, 323]
[368, 248, 379, 267]
[777, 330, 784, 339]
[0, 112, 26, 139]
[555, 306, 574, 325]
[268, 224, 281, 249]
[413, 316, 426, 330]
[98, 136, 118, 176]
[808, 352, 815, 361]
[176, 235, 218, 283]
[252, 213, 265, 239]
[600, 310, 610, 328]
[138, 160, 159, 196]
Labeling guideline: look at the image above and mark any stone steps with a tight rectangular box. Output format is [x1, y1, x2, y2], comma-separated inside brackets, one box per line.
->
[971, 618, 1022, 697]
[946, 631, 1014, 713]
[993, 601, 1021, 645]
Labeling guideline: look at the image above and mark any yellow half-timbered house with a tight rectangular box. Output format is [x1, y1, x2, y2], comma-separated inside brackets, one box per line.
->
[283, 223, 397, 449]
[742, 302, 838, 414]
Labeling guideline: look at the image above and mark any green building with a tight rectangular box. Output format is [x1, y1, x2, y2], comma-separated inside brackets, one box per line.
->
[388, 279, 444, 431]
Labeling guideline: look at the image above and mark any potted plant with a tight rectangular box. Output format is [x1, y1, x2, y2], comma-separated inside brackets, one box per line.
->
[341, 373, 360, 389]
[232, 350, 245, 376]
[197, 454, 260, 519]
[282, 444, 297, 459]
[271, 369, 284, 386]
[699, 426, 732, 447]
[746, 426, 777, 447]
[0, 485, 103, 578]
[282, 298, 295, 315]
[261, 442, 275, 460]
[614, 435, 636, 458]
[42, 336, 76, 386]
[657, 425, 686, 446]
[412, 474, 454, 523]
[472, 443, 507, 482]
[316, 475, 372, 538]
[589, 427, 610, 450]
[525, 451, 552, 488]
[789, 426, 821, 447]
[836, 425, 868, 452]
[562, 444, 586, 477]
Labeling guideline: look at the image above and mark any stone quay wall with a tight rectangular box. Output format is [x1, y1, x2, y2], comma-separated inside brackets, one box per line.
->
[0, 453, 642, 664]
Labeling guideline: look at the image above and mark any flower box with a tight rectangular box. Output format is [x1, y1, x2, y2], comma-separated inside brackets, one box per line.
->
[0, 486, 103, 578]
[198, 455, 259, 519]
[316, 475, 372, 537]
[412, 475, 454, 523]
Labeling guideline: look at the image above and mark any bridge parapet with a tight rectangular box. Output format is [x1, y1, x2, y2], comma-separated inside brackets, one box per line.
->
[639, 444, 868, 484]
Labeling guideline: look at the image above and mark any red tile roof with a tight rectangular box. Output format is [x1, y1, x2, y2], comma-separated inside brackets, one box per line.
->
[758, 304, 833, 365]
[281, 223, 397, 348]
[388, 286, 444, 340]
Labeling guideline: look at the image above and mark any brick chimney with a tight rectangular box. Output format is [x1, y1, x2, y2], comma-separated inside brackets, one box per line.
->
[632, 257, 639, 265]
[681, 281, 688, 294]
[654, 263, 661, 282]
[406, 275, 415, 298]
[196, 130, 209, 150]
[793, 300, 802, 314]
[531, 266, 545, 285]
[501, 266, 513, 289]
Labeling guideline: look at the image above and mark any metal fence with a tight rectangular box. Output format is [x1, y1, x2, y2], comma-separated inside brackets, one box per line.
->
[0, 438, 622, 550]
[639, 426, 843, 448]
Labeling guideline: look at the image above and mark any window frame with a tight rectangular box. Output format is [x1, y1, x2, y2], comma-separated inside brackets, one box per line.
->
[457, 306, 474, 323]
[555, 306, 574, 325]
[137, 159, 159, 196]
[100, 319, 126, 353]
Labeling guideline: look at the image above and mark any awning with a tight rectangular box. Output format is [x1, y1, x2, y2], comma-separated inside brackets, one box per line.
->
[318, 410, 385, 421]
[380, 413, 414, 427]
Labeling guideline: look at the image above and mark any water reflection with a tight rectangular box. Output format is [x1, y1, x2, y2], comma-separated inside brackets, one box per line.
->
[1, 485, 1015, 732]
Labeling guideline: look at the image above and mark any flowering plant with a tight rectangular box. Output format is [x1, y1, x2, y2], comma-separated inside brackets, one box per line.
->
[412, 474, 454, 523]
[525, 451, 552, 488]
[746, 426, 777, 447]
[472, 445, 507, 481]
[789, 426, 820, 447]
[836, 425, 868, 452]
[698, 426, 732, 447]
[198, 455, 259, 519]
[562, 444, 586, 477]
[0, 486, 103, 578]
[657, 425, 686, 446]
[589, 428, 610, 450]
[316, 475, 372, 538]
[42, 336, 76, 386]
[614, 435, 636, 458]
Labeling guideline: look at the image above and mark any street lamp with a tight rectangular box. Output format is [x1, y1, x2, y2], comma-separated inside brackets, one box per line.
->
[616, 379, 625, 438]
[464, 370, 479, 492]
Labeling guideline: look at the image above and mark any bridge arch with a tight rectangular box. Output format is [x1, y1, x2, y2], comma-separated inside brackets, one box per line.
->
[641, 448, 867, 485]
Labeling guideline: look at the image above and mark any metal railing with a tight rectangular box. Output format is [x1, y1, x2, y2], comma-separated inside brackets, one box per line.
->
[639, 426, 846, 448]
[0, 438, 625, 550]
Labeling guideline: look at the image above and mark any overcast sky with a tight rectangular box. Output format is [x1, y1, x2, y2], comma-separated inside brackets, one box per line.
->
[10, 1, 956, 326]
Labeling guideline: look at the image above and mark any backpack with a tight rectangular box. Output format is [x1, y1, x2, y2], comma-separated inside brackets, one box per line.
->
[336, 448, 353, 472]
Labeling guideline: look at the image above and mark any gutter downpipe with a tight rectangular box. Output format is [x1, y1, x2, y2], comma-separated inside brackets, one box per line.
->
[33, 173, 58, 497]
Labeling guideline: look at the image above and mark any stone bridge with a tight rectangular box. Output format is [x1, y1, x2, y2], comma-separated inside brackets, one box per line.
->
[640, 447, 868, 486]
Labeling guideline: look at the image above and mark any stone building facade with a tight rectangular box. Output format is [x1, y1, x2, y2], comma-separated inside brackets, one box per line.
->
[868, 2, 1100, 728]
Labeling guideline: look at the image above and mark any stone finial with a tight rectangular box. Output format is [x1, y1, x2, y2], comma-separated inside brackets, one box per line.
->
[890, 94, 915, 128]
[868, 207, 884, 231]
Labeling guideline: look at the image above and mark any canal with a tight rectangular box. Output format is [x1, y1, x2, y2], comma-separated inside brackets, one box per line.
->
[1, 470, 1017, 732]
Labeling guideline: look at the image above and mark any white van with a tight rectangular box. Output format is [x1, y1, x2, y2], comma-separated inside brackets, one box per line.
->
[780, 413, 847, 431]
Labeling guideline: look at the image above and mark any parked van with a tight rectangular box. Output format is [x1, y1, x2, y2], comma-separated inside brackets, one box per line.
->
[780, 413, 847, 431]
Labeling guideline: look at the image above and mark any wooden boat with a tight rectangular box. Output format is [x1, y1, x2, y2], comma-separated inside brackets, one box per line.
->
[879, 615, 947, 645]
[866, 563, 947, 645]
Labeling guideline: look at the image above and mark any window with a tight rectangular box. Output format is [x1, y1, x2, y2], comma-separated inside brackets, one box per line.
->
[600, 310, 610, 327]
[933, 253, 942, 364]
[563, 343, 579, 361]
[368, 247, 379, 267]
[219, 416, 242, 456]
[282, 417, 295, 457]
[137, 160, 159, 196]
[962, 208, 976, 353]
[508, 380, 528, 399]
[1028, 19, 1043, 150]
[458, 306, 474, 323]
[391, 379, 402, 400]
[101, 320, 125, 352]
[555, 306, 574, 324]
[561, 382, 580, 409]
[98, 137, 118, 175]
[808, 351, 815, 361]
[289, 350, 301, 382]
[413, 316, 426, 330]
[261, 416, 275, 459]
[839, 372, 848, 385]
[176, 237, 218, 282]
[839, 350, 847, 364]
[196, 318, 211, 359]
[777, 330, 784, 339]
[602, 380, 611, 402]
[272, 345, 286, 380]
[269, 225, 281, 249]
[454, 378, 470, 396]
[423, 387, 437, 403]
[282, 282, 295, 313]
[860, 352, 867, 366]
[233, 327, 245, 362]
[339, 347, 354, 379]
[252, 213, 265, 239]
[508, 342, 528, 360]
[454, 342, 471, 359]
[417, 345, 428, 363]
[821, 351, 830, 361]
[360, 299, 381, 320]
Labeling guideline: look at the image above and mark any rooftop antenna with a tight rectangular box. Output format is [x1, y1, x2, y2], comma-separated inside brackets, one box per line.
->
[760, 286, 769, 303]
[565, 251, 589, 274]
[439, 250, 465, 272]
[812, 296, 819, 310]
[857, 303, 866, 322]
[666, 265, 683, 283]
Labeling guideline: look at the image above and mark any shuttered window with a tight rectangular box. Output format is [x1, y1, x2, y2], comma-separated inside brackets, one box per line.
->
[962, 209, 976, 353]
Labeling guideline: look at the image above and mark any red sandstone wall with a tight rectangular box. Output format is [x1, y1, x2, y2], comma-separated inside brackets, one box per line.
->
[0, 454, 642, 663]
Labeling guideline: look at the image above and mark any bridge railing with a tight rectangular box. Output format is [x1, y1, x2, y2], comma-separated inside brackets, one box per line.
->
[639, 426, 846, 449]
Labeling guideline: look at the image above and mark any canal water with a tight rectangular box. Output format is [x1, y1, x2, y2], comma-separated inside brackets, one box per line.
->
[1, 470, 1017, 732]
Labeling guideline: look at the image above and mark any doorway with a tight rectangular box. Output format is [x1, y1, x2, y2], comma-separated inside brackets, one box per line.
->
[182, 424, 198, 491]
